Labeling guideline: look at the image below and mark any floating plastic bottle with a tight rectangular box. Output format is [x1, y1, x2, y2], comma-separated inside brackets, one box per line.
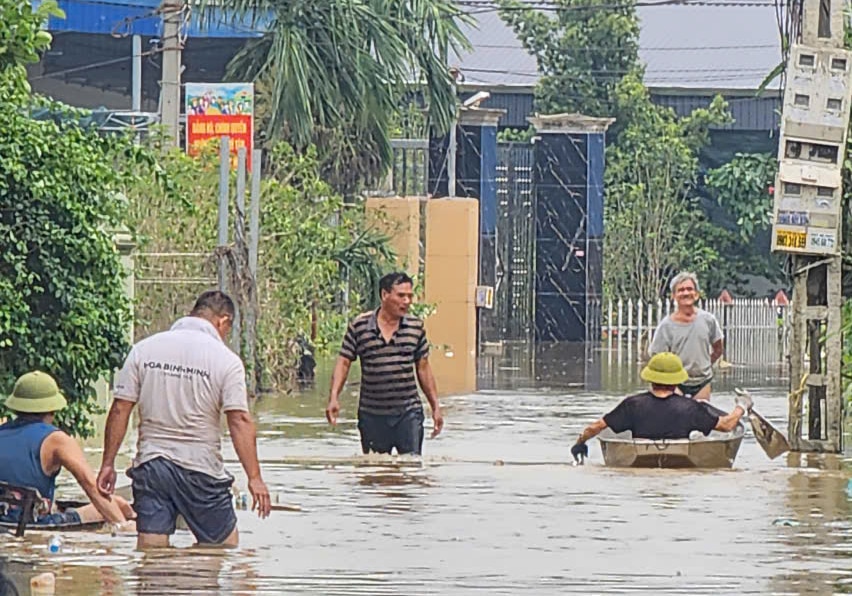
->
[47, 535, 63, 554]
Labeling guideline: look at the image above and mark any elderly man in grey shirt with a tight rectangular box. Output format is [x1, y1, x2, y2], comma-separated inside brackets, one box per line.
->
[649, 272, 724, 401]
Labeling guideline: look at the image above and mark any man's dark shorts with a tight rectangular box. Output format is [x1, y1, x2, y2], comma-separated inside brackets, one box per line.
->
[679, 377, 712, 398]
[0, 508, 81, 526]
[358, 408, 424, 455]
[128, 457, 236, 544]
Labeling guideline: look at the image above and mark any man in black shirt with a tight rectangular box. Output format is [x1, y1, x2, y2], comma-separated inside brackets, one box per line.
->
[570, 352, 751, 461]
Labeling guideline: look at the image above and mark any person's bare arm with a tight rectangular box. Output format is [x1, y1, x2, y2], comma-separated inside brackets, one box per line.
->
[711, 339, 724, 364]
[326, 356, 352, 425]
[226, 410, 270, 517]
[416, 357, 443, 437]
[575, 418, 608, 445]
[714, 406, 746, 432]
[97, 398, 135, 496]
[46, 432, 127, 524]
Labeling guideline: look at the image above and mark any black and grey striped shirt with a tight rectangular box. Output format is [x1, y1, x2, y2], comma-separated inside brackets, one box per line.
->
[340, 309, 429, 415]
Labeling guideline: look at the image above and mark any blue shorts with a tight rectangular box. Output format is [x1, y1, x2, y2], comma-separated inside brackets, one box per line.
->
[128, 457, 236, 544]
[0, 508, 81, 527]
[358, 408, 424, 455]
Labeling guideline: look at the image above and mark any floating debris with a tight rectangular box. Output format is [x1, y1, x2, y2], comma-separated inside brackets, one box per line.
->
[772, 518, 801, 527]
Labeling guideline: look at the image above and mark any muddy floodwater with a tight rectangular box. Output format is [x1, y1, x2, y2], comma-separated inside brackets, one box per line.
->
[2, 355, 852, 595]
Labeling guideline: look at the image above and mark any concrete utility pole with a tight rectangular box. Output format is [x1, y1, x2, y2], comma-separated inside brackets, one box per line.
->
[131, 34, 142, 112]
[159, 0, 183, 146]
[772, 0, 852, 452]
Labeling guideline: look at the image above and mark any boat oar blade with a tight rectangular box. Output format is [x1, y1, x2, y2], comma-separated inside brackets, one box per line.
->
[733, 387, 790, 459]
[748, 409, 790, 459]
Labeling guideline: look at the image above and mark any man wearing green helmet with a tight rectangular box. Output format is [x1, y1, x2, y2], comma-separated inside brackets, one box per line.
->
[0, 371, 135, 529]
[569, 353, 752, 462]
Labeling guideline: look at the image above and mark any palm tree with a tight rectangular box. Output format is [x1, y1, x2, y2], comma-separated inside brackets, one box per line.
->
[206, 0, 471, 193]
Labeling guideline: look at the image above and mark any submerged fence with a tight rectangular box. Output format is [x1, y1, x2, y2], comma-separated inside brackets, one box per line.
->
[591, 298, 790, 365]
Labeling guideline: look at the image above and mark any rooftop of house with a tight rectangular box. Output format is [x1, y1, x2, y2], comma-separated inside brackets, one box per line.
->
[452, 1, 783, 91]
[44, 0, 784, 92]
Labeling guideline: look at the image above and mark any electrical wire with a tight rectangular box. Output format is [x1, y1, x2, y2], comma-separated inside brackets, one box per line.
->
[456, 0, 777, 16]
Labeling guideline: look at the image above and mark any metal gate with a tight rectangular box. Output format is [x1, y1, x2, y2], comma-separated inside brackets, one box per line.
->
[484, 142, 536, 345]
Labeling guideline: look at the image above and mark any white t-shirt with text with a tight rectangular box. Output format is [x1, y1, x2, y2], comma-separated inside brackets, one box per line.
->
[113, 316, 248, 479]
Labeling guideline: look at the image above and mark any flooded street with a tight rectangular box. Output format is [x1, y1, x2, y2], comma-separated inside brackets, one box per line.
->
[2, 356, 852, 595]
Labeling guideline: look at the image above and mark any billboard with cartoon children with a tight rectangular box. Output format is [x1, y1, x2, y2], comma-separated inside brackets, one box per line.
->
[185, 83, 254, 169]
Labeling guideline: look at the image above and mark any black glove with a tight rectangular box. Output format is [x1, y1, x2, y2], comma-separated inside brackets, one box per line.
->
[571, 442, 589, 464]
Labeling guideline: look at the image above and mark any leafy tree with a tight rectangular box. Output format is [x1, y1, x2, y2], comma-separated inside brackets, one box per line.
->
[210, 0, 471, 194]
[604, 74, 730, 301]
[705, 152, 776, 242]
[498, 0, 640, 123]
[0, 0, 132, 437]
[703, 152, 785, 293]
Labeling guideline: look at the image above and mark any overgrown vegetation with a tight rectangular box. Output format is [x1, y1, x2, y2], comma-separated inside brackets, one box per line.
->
[0, 0, 133, 436]
[120, 140, 394, 391]
[703, 152, 784, 293]
[604, 74, 730, 300]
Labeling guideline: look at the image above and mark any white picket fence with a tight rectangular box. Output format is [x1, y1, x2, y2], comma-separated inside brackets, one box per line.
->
[592, 298, 790, 365]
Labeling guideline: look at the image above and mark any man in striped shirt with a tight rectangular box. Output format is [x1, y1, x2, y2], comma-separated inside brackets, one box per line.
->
[325, 272, 443, 455]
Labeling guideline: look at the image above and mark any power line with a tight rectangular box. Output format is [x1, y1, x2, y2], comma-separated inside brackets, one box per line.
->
[459, 65, 775, 78]
[31, 56, 133, 80]
[469, 43, 777, 51]
[456, 0, 777, 15]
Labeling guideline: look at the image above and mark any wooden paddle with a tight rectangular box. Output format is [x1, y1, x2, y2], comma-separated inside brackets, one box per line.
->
[734, 388, 790, 459]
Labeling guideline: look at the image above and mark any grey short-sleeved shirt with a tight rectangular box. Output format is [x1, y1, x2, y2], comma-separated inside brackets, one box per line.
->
[113, 316, 248, 480]
[649, 309, 724, 385]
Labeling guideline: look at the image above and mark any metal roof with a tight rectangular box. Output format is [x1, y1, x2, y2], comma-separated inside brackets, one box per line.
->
[46, 0, 783, 90]
[452, 2, 783, 91]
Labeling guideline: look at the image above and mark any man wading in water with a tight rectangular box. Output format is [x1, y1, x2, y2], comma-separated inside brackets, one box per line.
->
[326, 272, 443, 455]
[649, 272, 724, 401]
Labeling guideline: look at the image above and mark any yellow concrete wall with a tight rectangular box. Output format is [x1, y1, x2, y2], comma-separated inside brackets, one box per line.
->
[424, 198, 479, 396]
[364, 197, 421, 275]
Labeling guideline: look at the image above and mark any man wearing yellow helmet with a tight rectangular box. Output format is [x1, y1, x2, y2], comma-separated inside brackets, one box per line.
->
[570, 353, 751, 462]
[0, 371, 135, 529]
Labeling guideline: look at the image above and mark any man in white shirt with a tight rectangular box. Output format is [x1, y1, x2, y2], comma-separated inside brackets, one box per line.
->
[97, 290, 271, 549]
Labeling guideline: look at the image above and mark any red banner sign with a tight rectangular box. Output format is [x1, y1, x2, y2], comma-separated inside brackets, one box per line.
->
[185, 82, 254, 170]
[186, 114, 253, 170]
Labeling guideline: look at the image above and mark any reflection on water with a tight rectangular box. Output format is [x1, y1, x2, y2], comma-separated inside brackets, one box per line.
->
[2, 355, 851, 594]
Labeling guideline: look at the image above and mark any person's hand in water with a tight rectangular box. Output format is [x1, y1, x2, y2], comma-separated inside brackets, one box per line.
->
[571, 442, 588, 464]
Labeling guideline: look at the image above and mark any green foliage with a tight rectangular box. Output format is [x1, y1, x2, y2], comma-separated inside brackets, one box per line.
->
[497, 127, 535, 143]
[498, 0, 640, 121]
[706, 152, 776, 242]
[0, 2, 132, 437]
[841, 300, 852, 405]
[701, 152, 785, 294]
[604, 74, 731, 301]
[211, 0, 471, 194]
[0, 0, 63, 95]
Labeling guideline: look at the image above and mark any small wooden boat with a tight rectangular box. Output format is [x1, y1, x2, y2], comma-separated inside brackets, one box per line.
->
[597, 403, 745, 469]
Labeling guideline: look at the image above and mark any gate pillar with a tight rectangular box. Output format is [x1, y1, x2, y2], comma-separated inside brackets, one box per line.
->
[528, 114, 613, 343]
[428, 107, 505, 351]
